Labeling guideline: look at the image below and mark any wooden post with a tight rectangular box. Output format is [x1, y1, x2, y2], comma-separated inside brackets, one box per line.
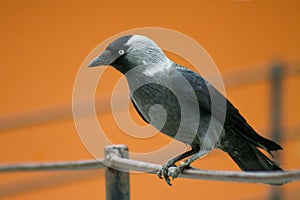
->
[105, 145, 130, 200]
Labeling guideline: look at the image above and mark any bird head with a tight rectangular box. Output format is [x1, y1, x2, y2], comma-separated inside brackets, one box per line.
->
[88, 35, 170, 74]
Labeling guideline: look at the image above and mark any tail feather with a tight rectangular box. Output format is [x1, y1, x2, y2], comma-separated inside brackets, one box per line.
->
[233, 124, 283, 153]
[227, 144, 284, 185]
[228, 145, 282, 171]
[255, 134, 283, 152]
[220, 129, 284, 185]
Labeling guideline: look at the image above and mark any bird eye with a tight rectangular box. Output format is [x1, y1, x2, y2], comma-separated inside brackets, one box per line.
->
[118, 50, 125, 55]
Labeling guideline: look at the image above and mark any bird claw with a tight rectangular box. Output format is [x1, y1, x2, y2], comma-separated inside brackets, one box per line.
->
[158, 162, 192, 185]
[169, 166, 183, 179]
[157, 163, 176, 186]
[169, 162, 191, 179]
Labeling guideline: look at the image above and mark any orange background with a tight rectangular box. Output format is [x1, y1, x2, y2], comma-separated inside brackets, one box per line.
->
[0, 0, 300, 199]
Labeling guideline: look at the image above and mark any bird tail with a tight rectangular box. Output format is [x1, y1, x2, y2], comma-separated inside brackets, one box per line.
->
[227, 144, 282, 172]
[227, 143, 286, 185]
[221, 130, 284, 185]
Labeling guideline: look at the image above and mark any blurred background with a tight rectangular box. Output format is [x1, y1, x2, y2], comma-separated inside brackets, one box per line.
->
[0, 0, 299, 199]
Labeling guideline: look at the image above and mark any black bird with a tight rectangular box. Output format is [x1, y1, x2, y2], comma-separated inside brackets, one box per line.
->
[88, 35, 283, 185]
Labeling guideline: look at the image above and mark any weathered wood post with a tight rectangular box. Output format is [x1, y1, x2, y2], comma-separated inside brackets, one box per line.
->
[105, 145, 130, 200]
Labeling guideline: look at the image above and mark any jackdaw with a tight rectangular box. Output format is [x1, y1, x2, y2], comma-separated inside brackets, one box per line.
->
[88, 35, 283, 185]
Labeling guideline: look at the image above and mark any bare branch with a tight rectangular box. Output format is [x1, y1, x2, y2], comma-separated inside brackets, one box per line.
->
[107, 153, 299, 185]
[0, 159, 105, 172]
[1, 153, 299, 185]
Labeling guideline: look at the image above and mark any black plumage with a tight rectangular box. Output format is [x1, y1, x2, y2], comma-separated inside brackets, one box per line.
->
[88, 35, 283, 185]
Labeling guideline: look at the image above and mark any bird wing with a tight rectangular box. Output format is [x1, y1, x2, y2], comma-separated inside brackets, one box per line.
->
[170, 65, 282, 152]
[131, 98, 150, 124]
[170, 65, 232, 124]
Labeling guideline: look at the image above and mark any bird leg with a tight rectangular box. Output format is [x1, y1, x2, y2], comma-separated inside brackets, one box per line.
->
[157, 149, 197, 186]
[169, 150, 210, 179]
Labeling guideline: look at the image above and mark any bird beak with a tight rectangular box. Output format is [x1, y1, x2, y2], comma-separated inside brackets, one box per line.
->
[88, 50, 115, 67]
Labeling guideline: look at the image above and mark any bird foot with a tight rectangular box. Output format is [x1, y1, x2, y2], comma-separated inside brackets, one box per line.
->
[158, 162, 192, 186]
[157, 162, 177, 186]
[168, 162, 192, 179]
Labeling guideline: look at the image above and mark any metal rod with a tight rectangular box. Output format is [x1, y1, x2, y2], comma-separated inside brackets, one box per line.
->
[105, 145, 130, 200]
